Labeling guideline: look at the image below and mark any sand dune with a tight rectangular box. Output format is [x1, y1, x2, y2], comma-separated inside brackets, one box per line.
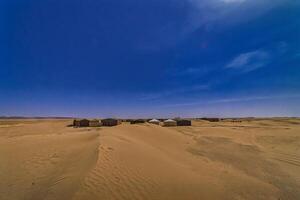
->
[0, 119, 300, 200]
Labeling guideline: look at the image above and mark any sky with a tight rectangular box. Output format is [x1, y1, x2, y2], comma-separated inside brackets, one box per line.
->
[1, 0, 300, 118]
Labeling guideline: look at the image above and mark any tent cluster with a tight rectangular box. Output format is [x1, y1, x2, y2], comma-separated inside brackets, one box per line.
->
[148, 119, 192, 127]
[73, 118, 121, 127]
[73, 118, 192, 127]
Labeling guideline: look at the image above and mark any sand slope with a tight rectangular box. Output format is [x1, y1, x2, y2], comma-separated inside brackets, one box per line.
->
[1, 119, 300, 200]
[0, 120, 99, 200]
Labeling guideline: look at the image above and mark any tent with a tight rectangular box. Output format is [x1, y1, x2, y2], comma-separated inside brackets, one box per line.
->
[163, 119, 177, 127]
[101, 118, 120, 126]
[149, 119, 160, 125]
[176, 119, 192, 126]
[89, 119, 102, 127]
[73, 119, 89, 127]
[130, 119, 146, 124]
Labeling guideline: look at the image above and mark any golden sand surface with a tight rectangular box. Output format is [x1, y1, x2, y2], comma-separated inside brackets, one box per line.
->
[0, 118, 299, 200]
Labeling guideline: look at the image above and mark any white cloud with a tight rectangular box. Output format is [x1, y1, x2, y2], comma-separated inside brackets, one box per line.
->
[220, 0, 246, 3]
[225, 50, 270, 72]
[160, 94, 300, 107]
[139, 84, 209, 101]
[185, 0, 288, 33]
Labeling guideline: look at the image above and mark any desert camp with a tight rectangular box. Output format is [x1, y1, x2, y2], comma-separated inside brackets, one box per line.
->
[72, 118, 193, 127]
[2, 0, 300, 200]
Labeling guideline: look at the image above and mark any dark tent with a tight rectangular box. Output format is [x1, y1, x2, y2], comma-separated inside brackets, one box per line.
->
[176, 119, 192, 126]
[130, 119, 146, 124]
[101, 118, 120, 126]
[201, 118, 220, 122]
[73, 119, 90, 127]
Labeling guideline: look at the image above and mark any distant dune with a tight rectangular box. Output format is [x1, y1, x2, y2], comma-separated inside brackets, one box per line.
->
[0, 118, 300, 200]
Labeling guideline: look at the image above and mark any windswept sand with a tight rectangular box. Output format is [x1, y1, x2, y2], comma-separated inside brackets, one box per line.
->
[0, 118, 300, 200]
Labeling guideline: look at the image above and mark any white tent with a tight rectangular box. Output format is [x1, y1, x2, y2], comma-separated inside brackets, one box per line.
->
[149, 119, 160, 125]
[163, 119, 177, 127]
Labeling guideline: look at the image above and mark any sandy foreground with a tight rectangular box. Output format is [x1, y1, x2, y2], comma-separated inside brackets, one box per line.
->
[0, 119, 300, 200]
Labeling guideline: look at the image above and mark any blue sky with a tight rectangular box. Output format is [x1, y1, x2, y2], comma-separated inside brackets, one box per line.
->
[1, 0, 300, 118]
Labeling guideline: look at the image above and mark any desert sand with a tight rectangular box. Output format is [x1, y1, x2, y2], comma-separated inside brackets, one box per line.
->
[0, 118, 300, 200]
